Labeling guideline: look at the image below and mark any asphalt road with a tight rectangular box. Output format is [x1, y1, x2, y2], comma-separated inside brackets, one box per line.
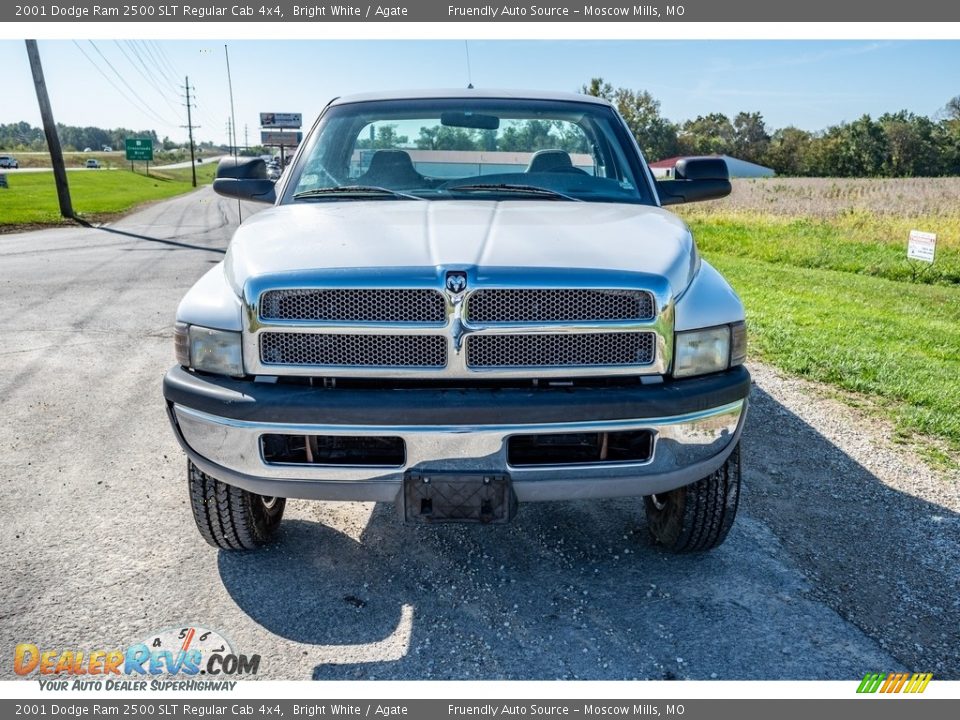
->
[1, 188, 957, 681]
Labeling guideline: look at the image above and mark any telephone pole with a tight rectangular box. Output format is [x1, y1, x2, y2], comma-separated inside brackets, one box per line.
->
[181, 76, 197, 188]
[25, 40, 73, 218]
[244, 124, 249, 151]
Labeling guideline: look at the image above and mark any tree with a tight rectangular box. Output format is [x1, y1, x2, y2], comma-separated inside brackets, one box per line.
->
[878, 111, 940, 177]
[582, 78, 678, 160]
[764, 127, 814, 176]
[415, 125, 480, 151]
[678, 113, 735, 156]
[732, 112, 770, 165]
[355, 124, 409, 150]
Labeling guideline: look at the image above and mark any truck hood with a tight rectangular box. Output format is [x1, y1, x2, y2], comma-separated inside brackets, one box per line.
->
[224, 200, 698, 296]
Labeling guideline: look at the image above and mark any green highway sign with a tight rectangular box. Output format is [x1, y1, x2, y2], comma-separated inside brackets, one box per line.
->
[125, 138, 154, 161]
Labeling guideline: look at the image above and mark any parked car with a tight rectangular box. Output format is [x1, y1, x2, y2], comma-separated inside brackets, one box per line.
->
[0, 155, 19, 169]
[85, 159, 101, 169]
[165, 89, 747, 553]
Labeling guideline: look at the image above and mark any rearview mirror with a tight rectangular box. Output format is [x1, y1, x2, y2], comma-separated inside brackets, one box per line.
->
[440, 111, 500, 130]
[212, 157, 276, 203]
[656, 157, 731, 205]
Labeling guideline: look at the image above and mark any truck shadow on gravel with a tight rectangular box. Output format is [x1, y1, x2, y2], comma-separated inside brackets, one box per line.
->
[216, 388, 958, 680]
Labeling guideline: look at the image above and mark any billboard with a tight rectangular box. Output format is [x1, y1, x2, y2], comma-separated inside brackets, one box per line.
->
[260, 130, 303, 147]
[260, 113, 302, 129]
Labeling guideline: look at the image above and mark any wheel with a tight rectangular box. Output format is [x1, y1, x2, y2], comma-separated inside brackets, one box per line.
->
[187, 460, 285, 550]
[644, 443, 741, 552]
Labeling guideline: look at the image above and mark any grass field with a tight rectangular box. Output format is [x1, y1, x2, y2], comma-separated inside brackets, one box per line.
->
[0, 164, 217, 227]
[8, 150, 217, 169]
[677, 178, 960, 460]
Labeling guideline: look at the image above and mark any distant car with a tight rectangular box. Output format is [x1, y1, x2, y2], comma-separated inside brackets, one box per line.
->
[196, 157, 203, 163]
[85, 159, 101, 169]
[83, 147, 93, 152]
[0, 155, 19, 169]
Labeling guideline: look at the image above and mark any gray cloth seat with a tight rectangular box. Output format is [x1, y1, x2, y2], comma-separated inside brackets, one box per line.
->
[358, 150, 424, 189]
[525, 149, 587, 174]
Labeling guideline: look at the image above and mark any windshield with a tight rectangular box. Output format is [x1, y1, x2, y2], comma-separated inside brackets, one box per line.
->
[284, 97, 655, 205]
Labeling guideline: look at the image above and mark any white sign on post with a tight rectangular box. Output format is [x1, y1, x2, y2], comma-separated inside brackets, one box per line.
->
[907, 230, 937, 263]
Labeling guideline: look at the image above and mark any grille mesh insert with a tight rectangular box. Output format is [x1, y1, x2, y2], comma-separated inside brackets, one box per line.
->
[466, 332, 655, 368]
[466, 289, 655, 323]
[260, 289, 445, 323]
[260, 333, 447, 368]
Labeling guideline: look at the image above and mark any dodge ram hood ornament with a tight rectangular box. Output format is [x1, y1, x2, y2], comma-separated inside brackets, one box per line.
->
[445, 271, 467, 294]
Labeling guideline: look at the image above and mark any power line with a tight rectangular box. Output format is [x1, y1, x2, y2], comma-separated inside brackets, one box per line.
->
[150, 41, 184, 84]
[113, 40, 182, 118]
[127, 40, 180, 96]
[71, 41, 176, 130]
[139, 41, 181, 94]
[86, 41, 180, 128]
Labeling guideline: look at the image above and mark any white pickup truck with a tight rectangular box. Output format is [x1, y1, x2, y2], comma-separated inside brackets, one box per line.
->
[163, 89, 749, 553]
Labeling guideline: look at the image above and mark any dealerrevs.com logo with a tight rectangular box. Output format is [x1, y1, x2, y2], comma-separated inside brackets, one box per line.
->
[857, 672, 933, 694]
[14, 626, 260, 691]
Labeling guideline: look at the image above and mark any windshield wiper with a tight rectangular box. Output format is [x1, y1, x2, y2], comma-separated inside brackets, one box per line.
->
[293, 185, 424, 201]
[443, 183, 582, 202]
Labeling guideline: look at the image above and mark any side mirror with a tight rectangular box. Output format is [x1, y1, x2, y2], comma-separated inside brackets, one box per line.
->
[656, 157, 731, 205]
[212, 157, 276, 203]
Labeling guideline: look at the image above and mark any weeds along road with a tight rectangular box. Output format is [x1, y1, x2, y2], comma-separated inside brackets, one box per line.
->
[0, 187, 957, 680]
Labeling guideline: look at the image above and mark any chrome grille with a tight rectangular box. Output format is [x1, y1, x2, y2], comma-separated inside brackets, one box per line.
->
[260, 333, 447, 368]
[466, 332, 655, 368]
[466, 289, 655, 323]
[260, 289, 445, 323]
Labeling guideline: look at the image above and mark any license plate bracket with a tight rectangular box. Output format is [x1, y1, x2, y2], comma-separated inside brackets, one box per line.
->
[403, 472, 516, 524]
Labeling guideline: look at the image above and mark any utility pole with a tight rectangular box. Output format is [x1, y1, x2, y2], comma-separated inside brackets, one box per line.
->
[244, 124, 249, 151]
[25, 40, 73, 218]
[182, 76, 197, 188]
[225, 118, 232, 155]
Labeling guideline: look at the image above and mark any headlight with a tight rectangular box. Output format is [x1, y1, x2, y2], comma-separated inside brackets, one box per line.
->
[674, 322, 746, 378]
[174, 323, 244, 377]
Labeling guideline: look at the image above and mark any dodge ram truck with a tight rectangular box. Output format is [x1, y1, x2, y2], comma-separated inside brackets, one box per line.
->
[163, 89, 750, 552]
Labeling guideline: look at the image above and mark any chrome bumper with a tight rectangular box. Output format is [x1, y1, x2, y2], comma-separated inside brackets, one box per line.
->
[168, 399, 746, 503]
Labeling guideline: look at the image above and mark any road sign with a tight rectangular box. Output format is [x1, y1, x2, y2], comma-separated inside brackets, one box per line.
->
[125, 138, 154, 162]
[908, 230, 936, 263]
[260, 112, 302, 129]
[261, 130, 303, 147]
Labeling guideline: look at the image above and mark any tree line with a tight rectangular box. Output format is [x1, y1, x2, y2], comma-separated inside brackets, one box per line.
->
[583, 78, 960, 177]
[0, 122, 162, 152]
[5, 82, 960, 176]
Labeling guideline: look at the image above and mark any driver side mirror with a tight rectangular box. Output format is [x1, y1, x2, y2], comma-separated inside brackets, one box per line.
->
[212, 157, 276, 204]
[656, 157, 731, 205]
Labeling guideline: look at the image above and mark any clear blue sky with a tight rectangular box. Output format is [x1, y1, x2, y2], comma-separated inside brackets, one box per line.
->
[4, 39, 959, 146]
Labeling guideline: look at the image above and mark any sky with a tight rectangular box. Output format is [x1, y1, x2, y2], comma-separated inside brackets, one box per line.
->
[3, 39, 959, 146]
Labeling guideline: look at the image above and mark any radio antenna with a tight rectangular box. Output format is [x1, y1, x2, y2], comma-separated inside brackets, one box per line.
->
[464, 40, 474, 89]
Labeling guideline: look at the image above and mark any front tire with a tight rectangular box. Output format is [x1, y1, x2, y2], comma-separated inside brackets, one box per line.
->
[187, 460, 285, 550]
[644, 443, 741, 552]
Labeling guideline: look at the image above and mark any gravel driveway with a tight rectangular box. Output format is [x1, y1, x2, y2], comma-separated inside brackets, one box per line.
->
[1, 188, 956, 680]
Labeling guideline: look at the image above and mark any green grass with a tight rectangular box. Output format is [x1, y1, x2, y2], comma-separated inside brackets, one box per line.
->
[0, 164, 217, 226]
[705, 251, 960, 452]
[684, 213, 960, 286]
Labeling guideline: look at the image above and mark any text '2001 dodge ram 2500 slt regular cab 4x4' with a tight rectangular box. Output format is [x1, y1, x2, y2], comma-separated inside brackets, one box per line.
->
[163, 89, 750, 553]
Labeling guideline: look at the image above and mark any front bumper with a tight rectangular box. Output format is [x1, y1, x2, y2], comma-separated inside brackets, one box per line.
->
[163, 365, 750, 502]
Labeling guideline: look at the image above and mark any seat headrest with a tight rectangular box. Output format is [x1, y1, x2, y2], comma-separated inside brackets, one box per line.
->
[526, 149, 574, 173]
